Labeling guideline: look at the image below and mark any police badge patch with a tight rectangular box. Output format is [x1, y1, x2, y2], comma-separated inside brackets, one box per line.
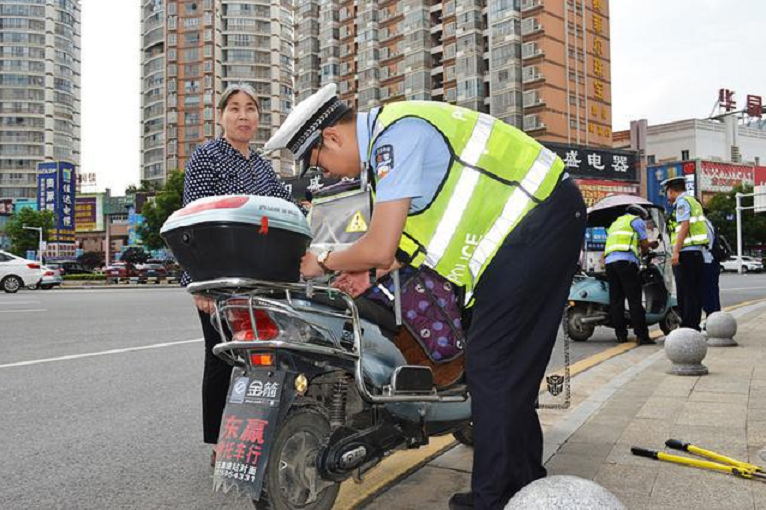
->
[374, 145, 394, 179]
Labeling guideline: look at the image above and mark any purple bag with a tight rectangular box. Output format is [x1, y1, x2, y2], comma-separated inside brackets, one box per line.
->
[365, 266, 465, 363]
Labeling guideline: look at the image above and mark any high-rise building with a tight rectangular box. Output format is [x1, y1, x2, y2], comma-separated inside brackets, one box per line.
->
[141, 0, 294, 185]
[294, 0, 612, 148]
[0, 0, 81, 200]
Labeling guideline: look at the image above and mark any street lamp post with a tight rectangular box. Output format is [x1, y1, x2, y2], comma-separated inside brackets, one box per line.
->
[22, 225, 43, 264]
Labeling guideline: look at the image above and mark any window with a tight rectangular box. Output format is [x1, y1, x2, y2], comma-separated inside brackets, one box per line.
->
[681, 150, 690, 160]
[647, 155, 656, 164]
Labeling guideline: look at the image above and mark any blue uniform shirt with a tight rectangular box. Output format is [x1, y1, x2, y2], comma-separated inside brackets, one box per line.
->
[605, 217, 648, 266]
[674, 193, 703, 253]
[357, 110, 450, 213]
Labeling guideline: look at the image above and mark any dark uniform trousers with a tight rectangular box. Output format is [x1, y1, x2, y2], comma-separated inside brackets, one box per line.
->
[467, 178, 586, 510]
[606, 260, 649, 340]
[673, 251, 704, 330]
[702, 261, 721, 316]
[198, 309, 233, 444]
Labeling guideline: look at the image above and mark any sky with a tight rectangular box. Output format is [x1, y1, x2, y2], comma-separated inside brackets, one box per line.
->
[79, 0, 766, 195]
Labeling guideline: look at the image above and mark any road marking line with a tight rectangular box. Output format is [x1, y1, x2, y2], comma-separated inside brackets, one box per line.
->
[0, 301, 40, 305]
[0, 338, 203, 369]
[721, 286, 766, 292]
[0, 308, 47, 313]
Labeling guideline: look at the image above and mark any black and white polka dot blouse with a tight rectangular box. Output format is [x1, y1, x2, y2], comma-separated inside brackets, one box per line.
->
[180, 137, 304, 286]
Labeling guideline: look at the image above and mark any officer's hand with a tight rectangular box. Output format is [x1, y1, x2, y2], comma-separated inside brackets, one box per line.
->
[671, 251, 680, 266]
[332, 271, 372, 297]
[301, 252, 323, 279]
[193, 294, 215, 314]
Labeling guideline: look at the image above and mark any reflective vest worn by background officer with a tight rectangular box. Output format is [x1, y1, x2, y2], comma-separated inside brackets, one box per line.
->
[605, 214, 640, 258]
[668, 194, 709, 248]
[367, 102, 566, 301]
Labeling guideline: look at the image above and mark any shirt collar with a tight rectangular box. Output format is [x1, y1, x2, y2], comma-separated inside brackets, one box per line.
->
[219, 136, 252, 160]
[356, 107, 380, 166]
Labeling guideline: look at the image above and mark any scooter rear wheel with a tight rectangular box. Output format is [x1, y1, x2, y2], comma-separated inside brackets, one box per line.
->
[254, 405, 339, 510]
[562, 306, 594, 342]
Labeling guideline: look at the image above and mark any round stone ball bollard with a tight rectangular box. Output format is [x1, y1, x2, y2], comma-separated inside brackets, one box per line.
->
[705, 311, 738, 347]
[505, 475, 626, 510]
[664, 327, 708, 376]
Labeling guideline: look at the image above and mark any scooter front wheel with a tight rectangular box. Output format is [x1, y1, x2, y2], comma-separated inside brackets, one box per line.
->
[254, 405, 339, 510]
[562, 306, 594, 342]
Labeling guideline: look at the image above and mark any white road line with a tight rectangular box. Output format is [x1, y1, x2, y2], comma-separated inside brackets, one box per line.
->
[0, 301, 40, 305]
[721, 286, 766, 292]
[0, 309, 47, 313]
[0, 338, 204, 369]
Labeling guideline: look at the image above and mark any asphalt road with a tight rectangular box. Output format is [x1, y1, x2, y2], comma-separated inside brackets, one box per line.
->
[0, 274, 763, 508]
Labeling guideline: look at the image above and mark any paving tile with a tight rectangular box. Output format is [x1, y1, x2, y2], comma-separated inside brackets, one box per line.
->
[567, 421, 627, 445]
[635, 398, 686, 420]
[593, 463, 657, 503]
[675, 408, 747, 429]
[688, 391, 749, 404]
[555, 440, 613, 461]
[428, 444, 472, 472]
[545, 451, 602, 479]
[648, 463, 754, 510]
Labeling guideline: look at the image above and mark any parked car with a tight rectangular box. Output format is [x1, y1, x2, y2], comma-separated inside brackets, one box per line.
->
[137, 263, 168, 280]
[0, 250, 42, 293]
[35, 266, 63, 290]
[721, 256, 764, 273]
[105, 262, 139, 279]
[47, 261, 93, 276]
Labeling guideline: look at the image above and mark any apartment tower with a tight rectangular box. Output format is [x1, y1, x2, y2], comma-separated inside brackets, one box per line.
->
[141, 0, 294, 185]
[294, 0, 612, 147]
[0, 0, 81, 199]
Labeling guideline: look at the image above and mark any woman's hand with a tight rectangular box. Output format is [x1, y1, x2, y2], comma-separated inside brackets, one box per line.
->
[300, 251, 324, 279]
[193, 294, 215, 314]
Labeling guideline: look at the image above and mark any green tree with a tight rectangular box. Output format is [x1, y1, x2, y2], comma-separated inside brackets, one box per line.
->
[122, 246, 150, 266]
[706, 184, 766, 248]
[77, 251, 104, 269]
[136, 170, 185, 251]
[125, 179, 163, 194]
[3, 208, 55, 257]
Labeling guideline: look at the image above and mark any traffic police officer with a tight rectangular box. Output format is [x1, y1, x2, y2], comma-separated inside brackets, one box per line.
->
[604, 204, 657, 344]
[663, 176, 710, 330]
[265, 84, 586, 510]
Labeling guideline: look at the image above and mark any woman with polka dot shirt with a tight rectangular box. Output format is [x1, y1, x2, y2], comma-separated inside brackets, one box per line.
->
[182, 83, 303, 458]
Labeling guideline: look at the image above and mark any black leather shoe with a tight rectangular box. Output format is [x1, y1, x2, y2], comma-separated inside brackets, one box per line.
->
[637, 336, 654, 345]
[616, 335, 628, 343]
[449, 492, 474, 510]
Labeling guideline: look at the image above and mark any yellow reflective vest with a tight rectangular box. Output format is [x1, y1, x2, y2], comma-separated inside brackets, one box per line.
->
[668, 194, 709, 248]
[605, 214, 640, 258]
[367, 101, 566, 299]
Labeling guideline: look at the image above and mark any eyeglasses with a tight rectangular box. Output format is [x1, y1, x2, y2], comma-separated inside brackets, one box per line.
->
[306, 136, 324, 175]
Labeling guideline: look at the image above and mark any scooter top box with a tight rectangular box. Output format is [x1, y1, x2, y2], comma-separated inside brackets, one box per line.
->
[160, 195, 311, 283]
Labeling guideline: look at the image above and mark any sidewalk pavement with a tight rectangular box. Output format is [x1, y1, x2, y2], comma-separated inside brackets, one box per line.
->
[361, 301, 766, 510]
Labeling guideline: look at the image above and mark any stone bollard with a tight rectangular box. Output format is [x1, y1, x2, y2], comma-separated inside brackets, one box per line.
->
[705, 311, 738, 347]
[665, 327, 708, 376]
[505, 475, 626, 510]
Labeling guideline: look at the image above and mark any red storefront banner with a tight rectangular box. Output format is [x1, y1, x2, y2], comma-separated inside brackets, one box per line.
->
[575, 179, 640, 208]
[755, 166, 766, 186]
[698, 161, 754, 193]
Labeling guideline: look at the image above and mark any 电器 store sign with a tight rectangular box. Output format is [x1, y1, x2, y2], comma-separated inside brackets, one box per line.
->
[545, 142, 638, 182]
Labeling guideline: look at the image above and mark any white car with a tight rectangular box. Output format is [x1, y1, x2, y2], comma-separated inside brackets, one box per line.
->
[0, 250, 43, 293]
[721, 256, 763, 273]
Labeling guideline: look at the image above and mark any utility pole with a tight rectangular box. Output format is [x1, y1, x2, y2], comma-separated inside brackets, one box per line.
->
[735, 189, 766, 274]
[22, 225, 43, 264]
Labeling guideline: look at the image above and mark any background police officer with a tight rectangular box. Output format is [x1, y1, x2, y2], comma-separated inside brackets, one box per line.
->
[604, 204, 657, 344]
[663, 177, 710, 330]
[265, 84, 587, 510]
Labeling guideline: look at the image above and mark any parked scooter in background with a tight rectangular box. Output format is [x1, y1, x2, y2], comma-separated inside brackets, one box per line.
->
[563, 195, 682, 342]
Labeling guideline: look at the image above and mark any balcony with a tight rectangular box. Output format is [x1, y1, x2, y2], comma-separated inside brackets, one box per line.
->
[523, 114, 545, 132]
[522, 66, 544, 84]
[523, 91, 545, 108]
[521, 18, 543, 37]
[522, 43, 544, 60]
[521, 0, 543, 13]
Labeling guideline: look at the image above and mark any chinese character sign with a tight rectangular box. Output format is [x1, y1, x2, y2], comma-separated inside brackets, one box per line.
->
[75, 197, 98, 232]
[213, 370, 291, 499]
[647, 163, 698, 211]
[574, 179, 640, 208]
[719, 88, 737, 112]
[37, 162, 77, 243]
[547, 143, 637, 181]
[747, 95, 763, 119]
[699, 161, 754, 194]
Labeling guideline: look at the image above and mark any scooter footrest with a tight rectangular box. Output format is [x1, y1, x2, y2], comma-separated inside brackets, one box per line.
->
[391, 365, 434, 394]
